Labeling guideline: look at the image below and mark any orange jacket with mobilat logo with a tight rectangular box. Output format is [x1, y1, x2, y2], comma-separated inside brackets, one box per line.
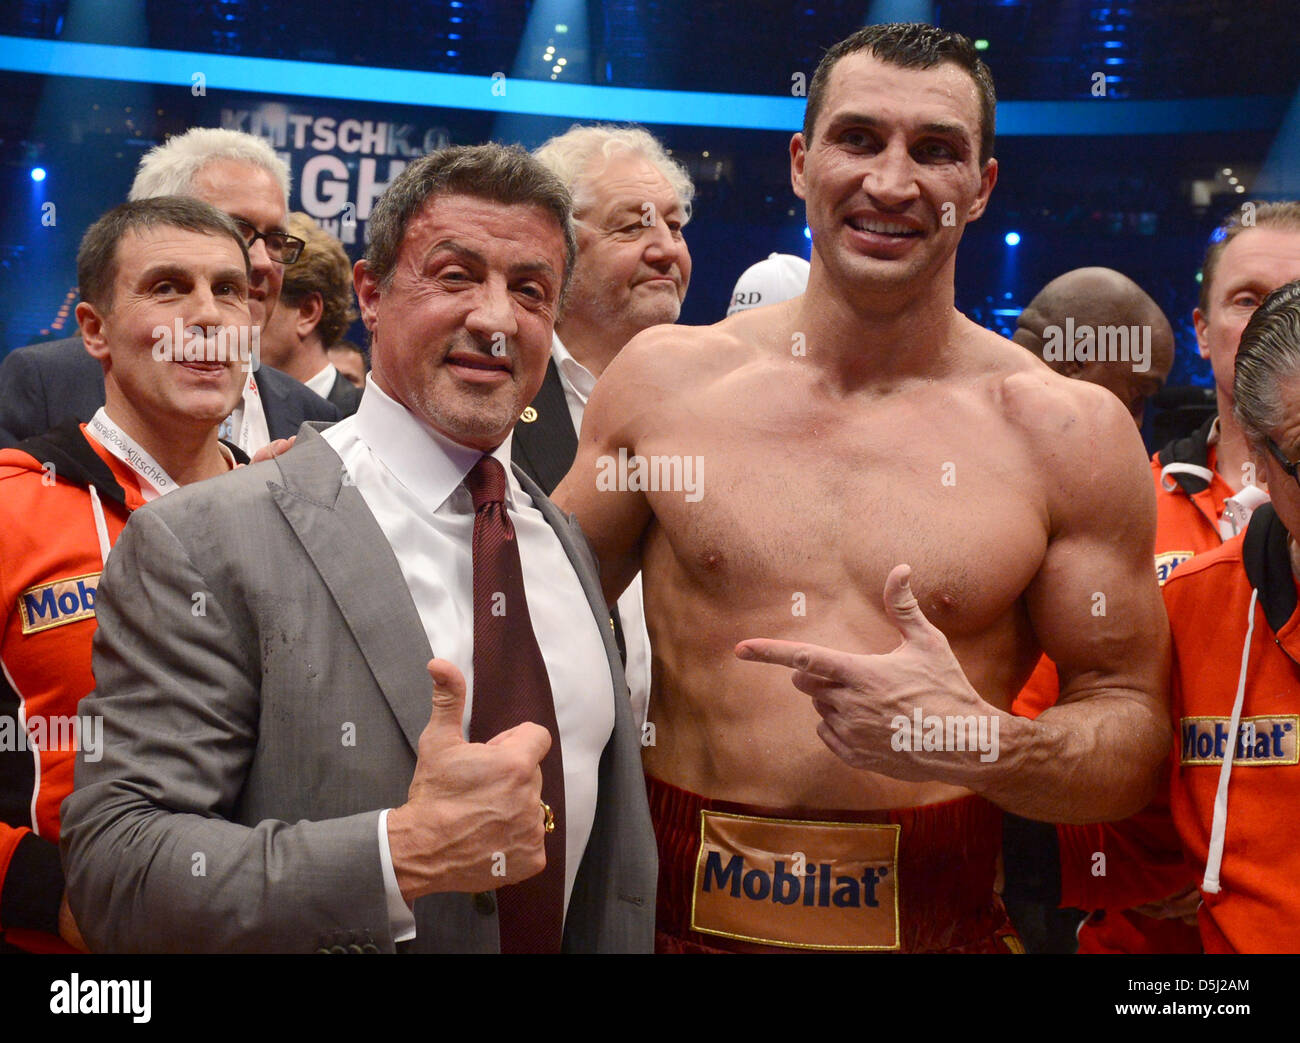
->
[1166, 503, 1300, 954]
[0, 424, 145, 952]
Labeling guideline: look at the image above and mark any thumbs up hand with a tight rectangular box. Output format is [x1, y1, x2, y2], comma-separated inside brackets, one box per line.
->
[387, 659, 552, 904]
[735, 565, 1006, 785]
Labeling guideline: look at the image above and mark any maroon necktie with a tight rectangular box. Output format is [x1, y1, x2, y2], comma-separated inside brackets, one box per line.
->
[464, 455, 566, 953]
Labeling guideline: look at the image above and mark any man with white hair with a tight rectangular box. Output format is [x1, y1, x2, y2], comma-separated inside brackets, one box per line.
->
[514, 124, 694, 727]
[0, 127, 338, 453]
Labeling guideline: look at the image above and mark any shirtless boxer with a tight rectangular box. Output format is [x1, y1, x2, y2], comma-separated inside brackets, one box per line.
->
[553, 23, 1170, 953]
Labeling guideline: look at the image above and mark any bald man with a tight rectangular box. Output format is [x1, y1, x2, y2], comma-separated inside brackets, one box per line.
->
[1013, 267, 1174, 424]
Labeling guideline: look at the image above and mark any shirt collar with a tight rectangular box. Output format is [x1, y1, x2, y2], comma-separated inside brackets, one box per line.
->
[304, 361, 338, 399]
[350, 373, 518, 514]
[550, 332, 596, 403]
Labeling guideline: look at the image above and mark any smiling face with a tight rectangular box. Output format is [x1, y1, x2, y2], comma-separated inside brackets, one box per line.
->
[189, 159, 288, 330]
[791, 52, 996, 302]
[562, 151, 691, 343]
[356, 193, 566, 451]
[1195, 227, 1300, 410]
[77, 226, 251, 435]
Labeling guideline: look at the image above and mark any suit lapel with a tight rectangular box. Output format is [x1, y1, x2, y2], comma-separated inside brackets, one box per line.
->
[511, 359, 578, 496]
[513, 463, 623, 692]
[266, 425, 433, 754]
[254, 367, 291, 441]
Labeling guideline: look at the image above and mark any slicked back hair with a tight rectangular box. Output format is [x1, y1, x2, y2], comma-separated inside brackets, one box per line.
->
[363, 143, 576, 304]
[1234, 280, 1300, 449]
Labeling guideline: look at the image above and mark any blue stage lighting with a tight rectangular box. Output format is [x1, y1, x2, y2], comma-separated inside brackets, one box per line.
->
[804, 226, 812, 240]
[31, 166, 46, 182]
[1004, 231, 1021, 246]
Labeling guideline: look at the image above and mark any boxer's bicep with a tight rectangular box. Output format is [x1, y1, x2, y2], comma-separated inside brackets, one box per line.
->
[1008, 393, 1171, 818]
[1027, 391, 1170, 720]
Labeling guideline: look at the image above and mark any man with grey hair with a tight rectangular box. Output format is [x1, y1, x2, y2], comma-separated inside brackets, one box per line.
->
[515, 123, 694, 727]
[61, 143, 655, 953]
[0, 127, 338, 453]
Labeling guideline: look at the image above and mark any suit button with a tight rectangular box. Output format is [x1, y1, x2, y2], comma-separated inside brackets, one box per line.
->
[473, 892, 496, 916]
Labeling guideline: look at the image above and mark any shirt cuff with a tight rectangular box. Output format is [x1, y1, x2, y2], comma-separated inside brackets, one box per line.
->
[378, 809, 417, 942]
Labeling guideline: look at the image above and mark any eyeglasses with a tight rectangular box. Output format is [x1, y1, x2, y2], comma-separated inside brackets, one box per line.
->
[232, 218, 305, 264]
[1266, 437, 1300, 489]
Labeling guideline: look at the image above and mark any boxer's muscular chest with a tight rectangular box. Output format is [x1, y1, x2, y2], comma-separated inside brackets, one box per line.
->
[638, 380, 1047, 641]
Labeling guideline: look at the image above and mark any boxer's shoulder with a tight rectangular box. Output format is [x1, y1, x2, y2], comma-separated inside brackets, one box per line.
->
[603, 317, 765, 400]
[987, 335, 1135, 446]
[946, 325, 1149, 514]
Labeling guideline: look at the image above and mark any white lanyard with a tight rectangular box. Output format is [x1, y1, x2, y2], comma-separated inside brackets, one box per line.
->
[86, 408, 176, 501]
[1219, 484, 1271, 541]
[219, 372, 271, 455]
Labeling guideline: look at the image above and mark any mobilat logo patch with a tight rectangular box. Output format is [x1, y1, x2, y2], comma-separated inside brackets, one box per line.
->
[690, 809, 899, 951]
[1180, 715, 1298, 766]
[17, 573, 99, 634]
[1154, 550, 1194, 586]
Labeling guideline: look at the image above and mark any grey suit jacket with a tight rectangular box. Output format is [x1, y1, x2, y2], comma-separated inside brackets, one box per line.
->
[60, 424, 656, 953]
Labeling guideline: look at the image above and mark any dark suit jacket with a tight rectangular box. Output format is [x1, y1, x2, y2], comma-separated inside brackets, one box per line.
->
[0, 336, 339, 448]
[511, 358, 577, 496]
[60, 424, 657, 953]
[326, 368, 363, 418]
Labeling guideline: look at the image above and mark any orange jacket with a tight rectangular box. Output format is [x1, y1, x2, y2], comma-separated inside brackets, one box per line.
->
[0, 423, 146, 952]
[1149, 415, 1235, 581]
[1166, 503, 1300, 953]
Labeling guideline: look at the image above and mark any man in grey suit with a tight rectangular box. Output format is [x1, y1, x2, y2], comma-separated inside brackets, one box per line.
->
[60, 143, 656, 953]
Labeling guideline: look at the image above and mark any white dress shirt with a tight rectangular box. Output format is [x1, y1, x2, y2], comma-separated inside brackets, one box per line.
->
[219, 372, 272, 456]
[323, 376, 614, 940]
[552, 333, 654, 728]
[303, 361, 338, 400]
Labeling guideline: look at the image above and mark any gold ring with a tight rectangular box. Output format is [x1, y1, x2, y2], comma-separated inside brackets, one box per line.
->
[540, 800, 555, 834]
